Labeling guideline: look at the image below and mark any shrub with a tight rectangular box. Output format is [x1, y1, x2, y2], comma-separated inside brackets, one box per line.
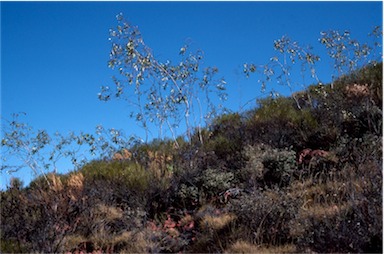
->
[169, 166, 236, 210]
[200, 213, 236, 231]
[305, 62, 382, 144]
[2, 61, 381, 253]
[205, 113, 246, 169]
[80, 160, 151, 194]
[243, 96, 319, 149]
[1, 185, 30, 253]
[63, 229, 159, 253]
[177, 183, 200, 208]
[189, 205, 237, 253]
[332, 133, 382, 167]
[292, 200, 382, 253]
[255, 97, 317, 128]
[336, 62, 382, 107]
[131, 138, 176, 180]
[288, 155, 382, 253]
[168, 164, 204, 210]
[199, 168, 236, 198]
[1, 173, 87, 253]
[242, 144, 297, 188]
[229, 188, 300, 246]
[0, 239, 28, 253]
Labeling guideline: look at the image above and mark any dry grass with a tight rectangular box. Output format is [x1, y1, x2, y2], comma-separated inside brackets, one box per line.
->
[67, 172, 84, 190]
[300, 201, 353, 221]
[225, 240, 259, 253]
[49, 173, 64, 192]
[201, 213, 236, 231]
[225, 240, 297, 253]
[289, 168, 369, 209]
[93, 204, 123, 221]
[61, 234, 87, 252]
[117, 229, 159, 253]
[67, 172, 84, 201]
[62, 230, 158, 253]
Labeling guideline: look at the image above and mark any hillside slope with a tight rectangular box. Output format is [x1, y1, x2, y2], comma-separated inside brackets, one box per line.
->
[1, 62, 382, 253]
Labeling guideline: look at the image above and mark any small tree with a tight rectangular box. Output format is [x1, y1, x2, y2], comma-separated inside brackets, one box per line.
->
[243, 35, 321, 110]
[243, 26, 382, 109]
[1, 113, 139, 186]
[99, 14, 228, 146]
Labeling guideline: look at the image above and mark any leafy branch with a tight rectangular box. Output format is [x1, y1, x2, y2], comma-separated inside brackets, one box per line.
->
[99, 14, 228, 146]
[1, 113, 140, 186]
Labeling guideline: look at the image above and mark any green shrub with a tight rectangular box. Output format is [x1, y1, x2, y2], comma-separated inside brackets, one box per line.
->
[333, 133, 382, 166]
[80, 160, 151, 194]
[256, 97, 317, 129]
[205, 113, 246, 169]
[1, 186, 31, 253]
[243, 108, 306, 149]
[242, 144, 296, 188]
[177, 184, 200, 206]
[1, 173, 88, 253]
[336, 62, 382, 106]
[171, 167, 235, 208]
[199, 168, 235, 198]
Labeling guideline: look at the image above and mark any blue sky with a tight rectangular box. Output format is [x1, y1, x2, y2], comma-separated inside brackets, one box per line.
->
[1, 1, 382, 188]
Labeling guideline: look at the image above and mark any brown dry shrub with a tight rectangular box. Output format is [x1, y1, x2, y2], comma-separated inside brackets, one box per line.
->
[345, 83, 370, 98]
[0, 172, 88, 253]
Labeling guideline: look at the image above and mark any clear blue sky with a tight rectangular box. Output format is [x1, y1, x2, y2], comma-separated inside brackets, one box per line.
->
[1, 1, 382, 188]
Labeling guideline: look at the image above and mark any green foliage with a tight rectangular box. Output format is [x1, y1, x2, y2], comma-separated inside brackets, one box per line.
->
[256, 97, 318, 129]
[243, 144, 296, 188]
[0, 239, 28, 253]
[210, 113, 243, 134]
[205, 113, 246, 169]
[205, 135, 238, 163]
[200, 168, 235, 197]
[178, 184, 199, 202]
[294, 202, 382, 252]
[304, 62, 383, 142]
[131, 138, 175, 167]
[262, 149, 297, 187]
[80, 160, 151, 194]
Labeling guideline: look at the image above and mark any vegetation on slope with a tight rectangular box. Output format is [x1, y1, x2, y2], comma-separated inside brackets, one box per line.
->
[1, 62, 382, 253]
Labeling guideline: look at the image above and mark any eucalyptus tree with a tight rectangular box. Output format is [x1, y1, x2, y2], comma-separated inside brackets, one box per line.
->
[1, 113, 139, 186]
[243, 26, 382, 109]
[99, 14, 228, 146]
